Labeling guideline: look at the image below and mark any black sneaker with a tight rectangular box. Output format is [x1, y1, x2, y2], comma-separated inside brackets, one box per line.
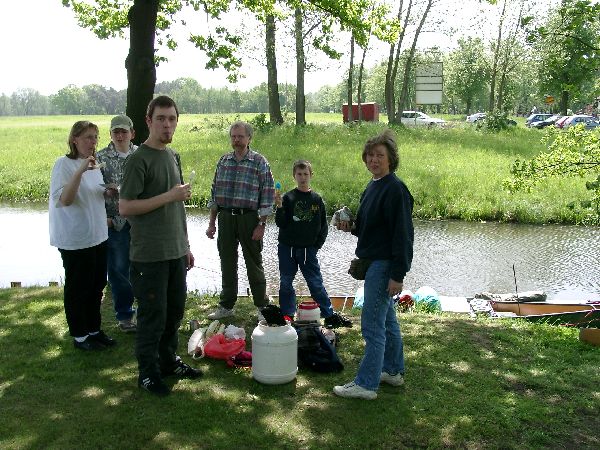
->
[88, 330, 117, 347]
[138, 376, 170, 397]
[161, 357, 203, 379]
[73, 338, 105, 351]
[324, 312, 353, 328]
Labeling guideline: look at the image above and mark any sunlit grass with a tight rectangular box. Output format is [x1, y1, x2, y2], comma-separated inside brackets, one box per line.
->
[0, 114, 591, 223]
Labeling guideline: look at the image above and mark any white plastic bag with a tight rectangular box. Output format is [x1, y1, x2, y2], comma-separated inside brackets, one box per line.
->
[330, 206, 354, 227]
[187, 327, 207, 359]
[224, 324, 246, 340]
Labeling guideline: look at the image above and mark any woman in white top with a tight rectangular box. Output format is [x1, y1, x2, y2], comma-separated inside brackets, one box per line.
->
[49, 120, 115, 351]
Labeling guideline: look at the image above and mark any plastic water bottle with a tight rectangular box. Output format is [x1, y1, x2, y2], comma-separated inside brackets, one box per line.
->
[188, 170, 196, 188]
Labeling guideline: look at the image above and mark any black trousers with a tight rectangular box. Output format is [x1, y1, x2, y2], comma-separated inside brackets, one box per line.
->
[130, 256, 187, 379]
[59, 241, 108, 338]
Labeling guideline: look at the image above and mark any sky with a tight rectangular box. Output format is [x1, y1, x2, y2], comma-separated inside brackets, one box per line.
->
[0, 0, 505, 96]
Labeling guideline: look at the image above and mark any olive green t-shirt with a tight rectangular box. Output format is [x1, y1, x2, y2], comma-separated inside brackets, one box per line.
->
[120, 144, 188, 262]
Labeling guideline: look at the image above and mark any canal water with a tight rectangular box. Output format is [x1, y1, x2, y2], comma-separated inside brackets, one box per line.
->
[2, 205, 599, 301]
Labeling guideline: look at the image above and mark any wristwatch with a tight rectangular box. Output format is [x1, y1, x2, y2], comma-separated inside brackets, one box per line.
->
[258, 220, 267, 227]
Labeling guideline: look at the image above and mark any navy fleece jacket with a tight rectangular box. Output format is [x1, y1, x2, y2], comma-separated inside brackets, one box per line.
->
[352, 173, 414, 282]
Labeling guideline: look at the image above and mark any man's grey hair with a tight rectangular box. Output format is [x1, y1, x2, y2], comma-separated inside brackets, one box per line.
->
[229, 121, 253, 138]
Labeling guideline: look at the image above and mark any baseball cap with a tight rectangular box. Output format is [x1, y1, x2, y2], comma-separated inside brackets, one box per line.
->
[110, 115, 133, 132]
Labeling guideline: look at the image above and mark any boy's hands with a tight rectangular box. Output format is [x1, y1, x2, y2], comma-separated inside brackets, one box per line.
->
[336, 220, 353, 232]
[274, 191, 282, 208]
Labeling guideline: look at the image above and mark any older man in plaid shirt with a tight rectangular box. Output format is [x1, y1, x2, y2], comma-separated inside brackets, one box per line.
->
[206, 121, 275, 321]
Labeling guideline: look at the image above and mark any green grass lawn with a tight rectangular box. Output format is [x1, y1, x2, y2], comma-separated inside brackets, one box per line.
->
[0, 114, 593, 224]
[1, 287, 598, 449]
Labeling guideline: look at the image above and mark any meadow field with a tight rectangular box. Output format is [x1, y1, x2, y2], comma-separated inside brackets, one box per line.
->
[0, 113, 591, 224]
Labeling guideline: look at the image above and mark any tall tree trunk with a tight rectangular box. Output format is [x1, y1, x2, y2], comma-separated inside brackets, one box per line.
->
[489, 0, 507, 112]
[347, 35, 354, 122]
[294, 8, 306, 125]
[385, 44, 395, 123]
[125, 0, 158, 144]
[496, 0, 524, 111]
[266, 14, 283, 124]
[398, 0, 432, 121]
[358, 44, 368, 123]
[389, 0, 412, 124]
[560, 90, 569, 115]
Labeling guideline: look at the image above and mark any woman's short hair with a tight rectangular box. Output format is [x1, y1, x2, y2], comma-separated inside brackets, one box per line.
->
[292, 159, 313, 175]
[66, 121, 99, 159]
[362, 129, 399, 172]
[147, 95, 179, 119]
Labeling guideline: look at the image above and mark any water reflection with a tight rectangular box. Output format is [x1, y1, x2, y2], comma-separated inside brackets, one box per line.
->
[2, 205, 599, 301]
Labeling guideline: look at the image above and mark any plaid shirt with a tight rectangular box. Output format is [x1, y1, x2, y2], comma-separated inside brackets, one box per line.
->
[208, 148, 275, 217]
[96, 142, 137, 229]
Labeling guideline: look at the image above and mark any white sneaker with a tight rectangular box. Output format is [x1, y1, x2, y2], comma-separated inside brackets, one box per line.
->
[257, 308, 265, 323]
[207, 306, 234, 320]
[380, 372, 404, 387]
[333, 382, 377, 400]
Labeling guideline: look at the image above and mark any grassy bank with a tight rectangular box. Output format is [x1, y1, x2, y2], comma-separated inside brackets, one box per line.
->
[0, 114, 590, 224]
[0, 287, 598, 449]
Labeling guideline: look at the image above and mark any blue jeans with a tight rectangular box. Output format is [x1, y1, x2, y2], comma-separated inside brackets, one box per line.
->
[354, 260, 405, 391]
[278, 243, 334, 318]
[107, 223, 135, 321]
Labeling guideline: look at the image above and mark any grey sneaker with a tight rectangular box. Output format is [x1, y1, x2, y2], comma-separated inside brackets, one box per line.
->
[333, 382, 377, 400]
[118, 319, 137, 333]
[207, 306, 234, 320]
[380, 372, 404, 386]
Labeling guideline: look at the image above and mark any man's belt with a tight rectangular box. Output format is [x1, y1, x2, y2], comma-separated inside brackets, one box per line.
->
[219, 207, 257, 216]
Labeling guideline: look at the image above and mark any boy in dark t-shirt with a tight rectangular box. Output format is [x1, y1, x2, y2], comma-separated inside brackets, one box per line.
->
[275, 160, 351, 328]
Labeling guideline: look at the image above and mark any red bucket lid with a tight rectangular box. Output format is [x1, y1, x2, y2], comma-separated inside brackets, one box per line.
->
[298, 301, 318, 310]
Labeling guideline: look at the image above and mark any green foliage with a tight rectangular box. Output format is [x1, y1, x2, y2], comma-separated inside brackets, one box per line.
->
[249, 112, 270, 131]
[504, 125, 600, 222]
[189, 27, 243, 83]
[476, 111, 515, 132]
[445, 37, 489, 114]
[62, 0, 396, 82]
[526, 1, 600, 113]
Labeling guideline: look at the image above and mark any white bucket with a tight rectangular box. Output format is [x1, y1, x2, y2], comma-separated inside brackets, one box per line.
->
[296, 301, 320, 322]
[251, 321, 298, 384]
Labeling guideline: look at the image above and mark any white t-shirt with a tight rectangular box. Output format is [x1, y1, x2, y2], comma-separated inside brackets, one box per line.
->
[49, 156, 108, 250]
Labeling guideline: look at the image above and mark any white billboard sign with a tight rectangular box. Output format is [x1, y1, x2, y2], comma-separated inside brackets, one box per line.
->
[415, 62, 443, 105]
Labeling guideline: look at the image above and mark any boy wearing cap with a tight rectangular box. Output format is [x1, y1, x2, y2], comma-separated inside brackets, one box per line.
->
[96, 115, 138, 332]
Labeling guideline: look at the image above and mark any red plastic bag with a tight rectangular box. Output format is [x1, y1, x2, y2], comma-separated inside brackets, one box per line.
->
[203, 333, 246, 360]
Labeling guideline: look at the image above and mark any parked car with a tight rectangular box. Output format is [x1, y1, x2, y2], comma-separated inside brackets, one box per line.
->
[554, 116, 572, 128]
[561, 115, 600, 130]
[525, 113, 553, 127]
[401, 111, 446, 127]
[530, 114, 562, 129]
[466, 112, 486, 123]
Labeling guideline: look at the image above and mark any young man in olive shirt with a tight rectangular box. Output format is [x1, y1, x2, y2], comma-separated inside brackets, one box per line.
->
[119, 96, 201, 396]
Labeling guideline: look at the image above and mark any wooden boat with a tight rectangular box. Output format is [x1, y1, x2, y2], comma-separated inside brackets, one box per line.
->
[487, 300, 600, 328]
[579, 328, 600, 346]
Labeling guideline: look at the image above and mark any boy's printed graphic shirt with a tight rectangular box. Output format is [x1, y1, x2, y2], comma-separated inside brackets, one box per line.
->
[275, 188, 328, 249]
